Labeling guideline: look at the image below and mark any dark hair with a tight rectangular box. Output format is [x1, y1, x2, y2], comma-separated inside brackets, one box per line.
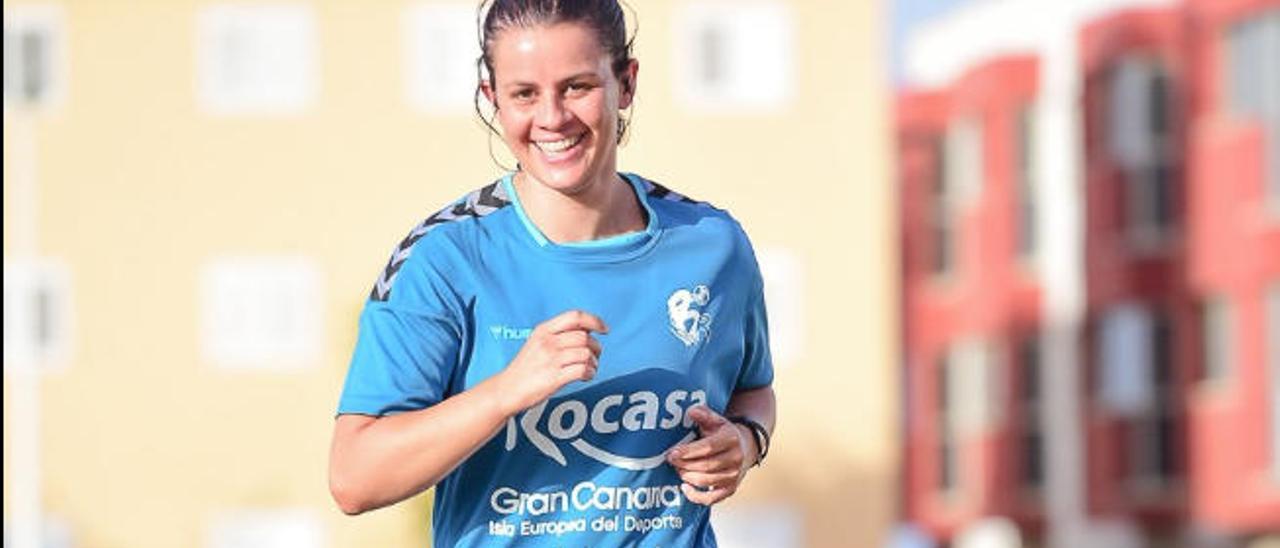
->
[474, 0, 637, 148]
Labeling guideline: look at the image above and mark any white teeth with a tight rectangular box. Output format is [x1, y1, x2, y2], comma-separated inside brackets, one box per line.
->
[534, 135, 583, 153]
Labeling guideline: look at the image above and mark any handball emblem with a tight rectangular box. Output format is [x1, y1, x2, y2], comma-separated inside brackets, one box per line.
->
[667, 285, 711, 347]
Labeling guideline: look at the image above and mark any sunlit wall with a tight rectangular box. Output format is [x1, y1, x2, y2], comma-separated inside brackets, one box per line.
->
[2, 1, 896, 547]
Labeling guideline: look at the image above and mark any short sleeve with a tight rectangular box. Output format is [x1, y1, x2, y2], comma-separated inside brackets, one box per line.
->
[336, 303, 461, 416]
[737, 220, 773, 391]
[336, 234, 467, 417]
[737, 279, 774, 390]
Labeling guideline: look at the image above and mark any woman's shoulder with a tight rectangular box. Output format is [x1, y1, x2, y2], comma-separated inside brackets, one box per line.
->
[627, 173, 748, 237]
[627, 173, 733, 221]
[367, 179, 513, 302]
[407, 179, 514, 242]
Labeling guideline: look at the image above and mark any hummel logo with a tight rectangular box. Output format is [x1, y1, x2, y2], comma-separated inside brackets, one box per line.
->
[490, 325, 532, 341]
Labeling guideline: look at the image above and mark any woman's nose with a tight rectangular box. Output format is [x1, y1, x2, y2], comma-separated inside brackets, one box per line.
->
[535, 94, 571, 128]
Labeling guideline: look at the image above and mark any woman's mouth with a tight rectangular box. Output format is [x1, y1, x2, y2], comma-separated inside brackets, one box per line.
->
[532, 134, 586, 158]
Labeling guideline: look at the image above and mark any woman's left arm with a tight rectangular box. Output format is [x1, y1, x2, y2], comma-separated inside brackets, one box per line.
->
[666, 385, 776, 505]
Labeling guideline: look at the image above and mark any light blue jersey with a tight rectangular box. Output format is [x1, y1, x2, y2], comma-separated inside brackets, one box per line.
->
[337, 173, 773, 546]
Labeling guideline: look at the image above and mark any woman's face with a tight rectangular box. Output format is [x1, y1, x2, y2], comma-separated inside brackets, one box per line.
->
[484, 22, 636, 195]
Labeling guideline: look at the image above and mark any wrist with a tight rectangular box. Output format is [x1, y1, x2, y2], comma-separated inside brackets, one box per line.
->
[479, 370, 523, 418]
[726, 415, 769, 467]
[733, 423, 760, 468]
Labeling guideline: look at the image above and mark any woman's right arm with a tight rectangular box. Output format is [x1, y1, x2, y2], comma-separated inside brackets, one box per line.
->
[328, 310, 607, 515]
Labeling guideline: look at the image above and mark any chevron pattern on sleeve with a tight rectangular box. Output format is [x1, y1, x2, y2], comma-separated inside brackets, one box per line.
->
[642, 179, 702, 205]
[369, 181, 511, 302]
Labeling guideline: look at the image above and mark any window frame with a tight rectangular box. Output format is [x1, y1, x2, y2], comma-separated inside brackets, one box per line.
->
[198, 256, 324, 371]
[2, 4, 67, 112]
[672, 1, 795, 113]
[1015, 104, 1039, 266]
[1201, 296, 1235, 387]
[1126, 308, 1182, 493]
[195, 3, 319, 116]
[1223, 10, 1280, 217]
[2, 259, 74, 372]
[1106, 57, 1179, 249]
[928, 135, 955, 277]
[936, 354, 957, 495]
[1268, 282, 1280, 482]
[1015, 332, 1045, 495]
[403, 3, 480, 115]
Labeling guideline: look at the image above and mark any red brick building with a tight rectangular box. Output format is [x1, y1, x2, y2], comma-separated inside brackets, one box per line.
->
[1183, 0, 1280, 534]
[1078, 6, 1194, 534]
[898, 56, 1045, 542]
[897, 0, 1280, 546]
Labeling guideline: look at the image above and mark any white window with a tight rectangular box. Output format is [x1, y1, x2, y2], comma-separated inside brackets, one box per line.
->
[1016, 105, 1038, 262]
[948, 339, 1001, 436]
[207, 509, 324, 548]
[1226, 10, 1280, 119]
[937, 339, 999, 495]
[1016, 334, 1043, 490]
[1202, 296, 1234, 384]
[196, 4, 318, 115]
[1097, 303, 1154, 416]
[1127, 311, 1179, 489]
[945, 116, 984, 207]
[930, 117, 981, 278]
[755, 246, 804, 370]
[199, 257, 322, 370]
[2, 514, 74, 548]
[1225, 10, 1280, 211]
[1095, 304, 1180, 488]
[3, 259, 73, 371]
[1268, 282, 1280, 480]
[404, 3, 480, 114]
[673, 1, 794, 113]
[3, 4, 66, 110]
[936, 354, 956, 493]
[929, 136, 954, 276]
[1108, 57, 1176, 247]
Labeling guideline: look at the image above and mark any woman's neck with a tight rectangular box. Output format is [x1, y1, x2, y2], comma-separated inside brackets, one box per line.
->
[513, 171, 647, 244]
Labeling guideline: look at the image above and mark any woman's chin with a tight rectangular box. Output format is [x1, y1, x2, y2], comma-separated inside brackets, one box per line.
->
[524, 162, 604, 196]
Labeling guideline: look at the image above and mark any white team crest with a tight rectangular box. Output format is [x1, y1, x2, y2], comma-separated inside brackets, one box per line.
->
[667, 285, 711, 346]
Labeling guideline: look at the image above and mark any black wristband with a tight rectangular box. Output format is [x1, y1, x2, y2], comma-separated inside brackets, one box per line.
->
[726, 416, 770, 467]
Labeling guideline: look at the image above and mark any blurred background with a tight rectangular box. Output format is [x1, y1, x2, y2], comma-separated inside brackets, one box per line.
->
[1, 0, 1276, 547]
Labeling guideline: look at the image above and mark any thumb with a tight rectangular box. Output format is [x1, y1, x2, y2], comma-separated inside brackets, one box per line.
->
[687, 406, 726, 433]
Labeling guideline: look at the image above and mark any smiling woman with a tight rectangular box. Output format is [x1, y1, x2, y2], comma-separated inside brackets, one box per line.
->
[328, 1, 776, 546]
[481, 19, 642, 242]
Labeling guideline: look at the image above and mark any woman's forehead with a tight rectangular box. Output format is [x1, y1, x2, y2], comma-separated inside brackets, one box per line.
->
[489, 22, 609, 74]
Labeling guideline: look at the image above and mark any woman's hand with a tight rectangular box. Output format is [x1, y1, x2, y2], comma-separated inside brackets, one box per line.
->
[665, 406, 760, 506]
[495, 310, 607, 415]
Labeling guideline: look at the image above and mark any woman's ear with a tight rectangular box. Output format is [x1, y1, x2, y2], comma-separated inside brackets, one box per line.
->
[480, 79, 497, 107]
[618, 59, 639, 109]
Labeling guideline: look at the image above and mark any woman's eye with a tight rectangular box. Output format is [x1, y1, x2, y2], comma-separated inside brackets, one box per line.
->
[566, 82, 592, 95]
[512, 89, 535, 102]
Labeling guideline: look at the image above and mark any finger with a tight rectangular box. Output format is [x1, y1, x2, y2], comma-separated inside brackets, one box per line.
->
[586, 335, 602, 357]
[686, 406, 728, 434]
[680, 482, 732, 506]
[677, 470, 740, 490]
[554, 331, 603, 357]
[557, 361, 598, 384]
[542, 310, 608, 335]
[557, 347, 597, 368]
[669, 448, 739, 472]
[668, 429, 736, 461]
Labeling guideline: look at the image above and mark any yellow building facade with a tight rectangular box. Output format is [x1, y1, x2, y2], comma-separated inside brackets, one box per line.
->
[3, 1, 895, 546]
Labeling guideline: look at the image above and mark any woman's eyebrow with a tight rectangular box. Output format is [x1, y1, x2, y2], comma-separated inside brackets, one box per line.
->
[502, 71, 602, 89]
